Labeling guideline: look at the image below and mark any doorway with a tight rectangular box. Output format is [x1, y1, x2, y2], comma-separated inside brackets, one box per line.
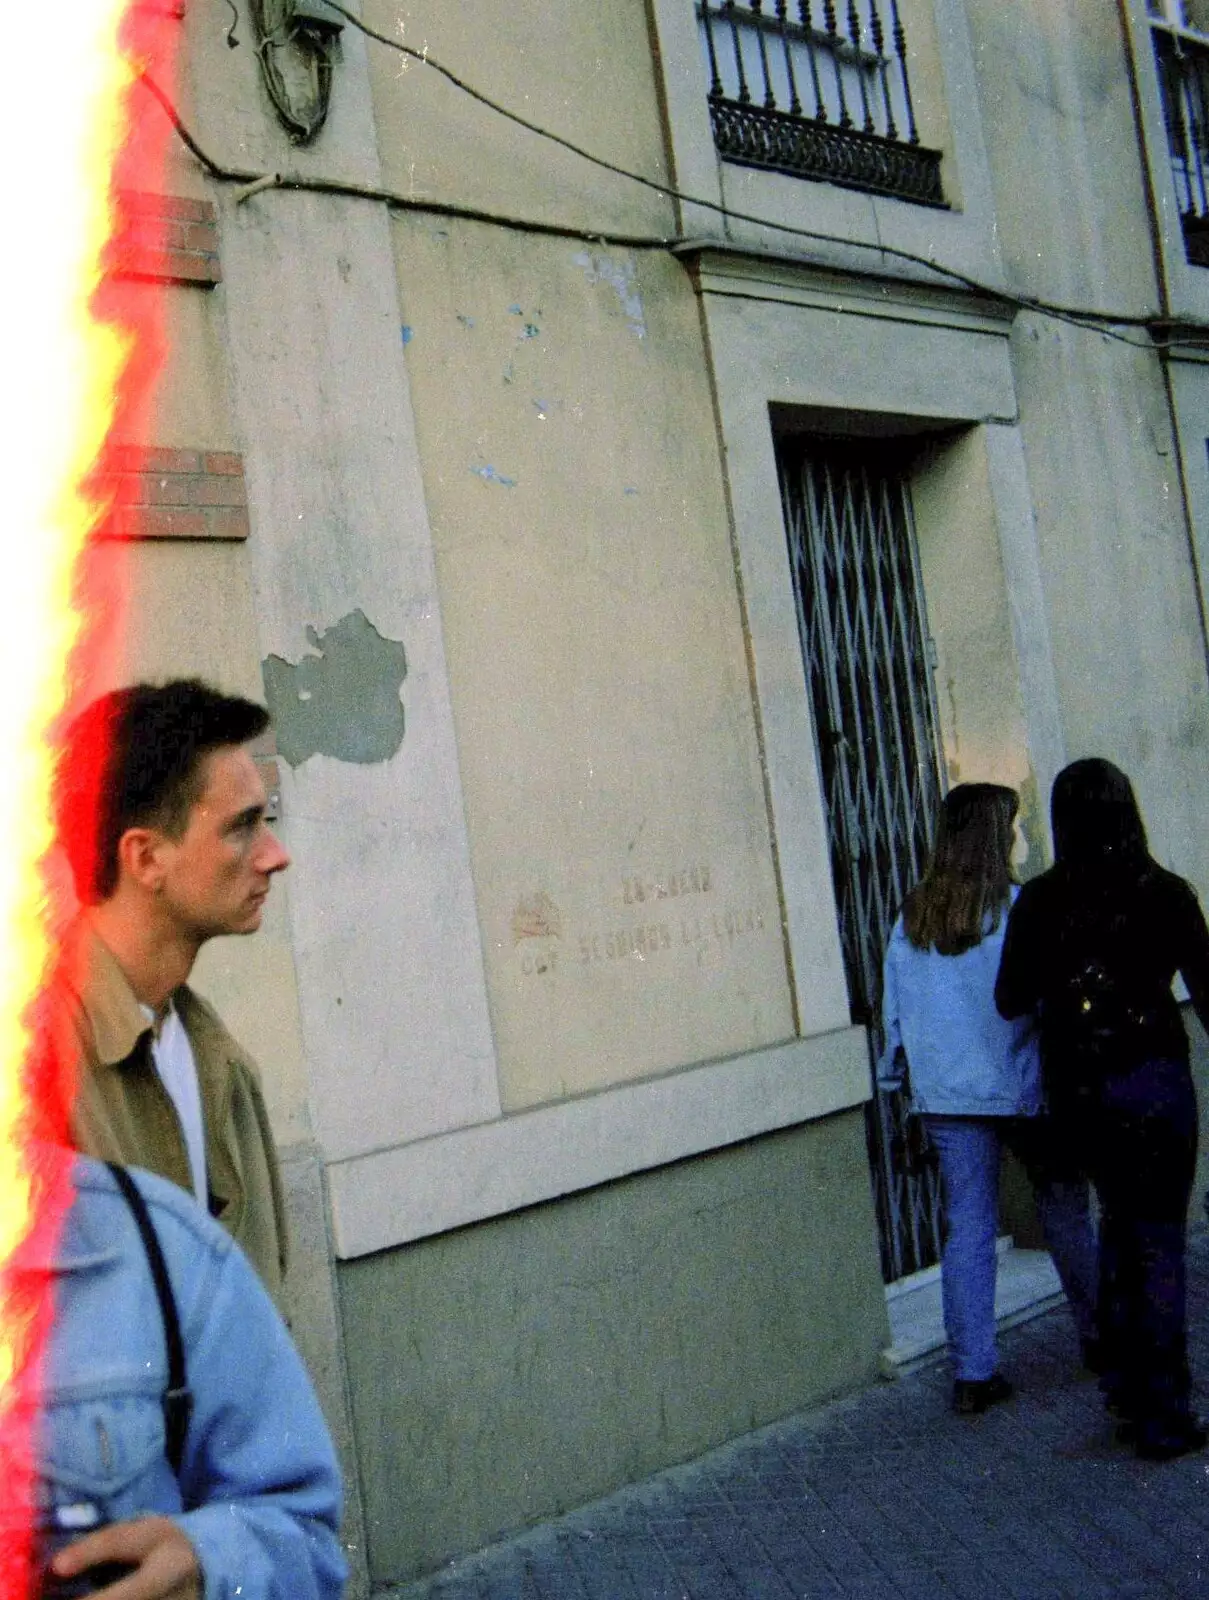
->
[777, 433, 945, 1281]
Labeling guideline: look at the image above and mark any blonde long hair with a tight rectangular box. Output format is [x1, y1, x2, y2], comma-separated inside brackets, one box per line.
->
[902, 783, 1018, 955]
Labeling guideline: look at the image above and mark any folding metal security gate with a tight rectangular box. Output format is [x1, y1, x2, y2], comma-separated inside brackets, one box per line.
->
[777, 436, 945, 1282]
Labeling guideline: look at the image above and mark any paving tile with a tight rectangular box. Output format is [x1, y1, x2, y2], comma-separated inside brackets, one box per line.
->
[390, 1235, 1209, 1600]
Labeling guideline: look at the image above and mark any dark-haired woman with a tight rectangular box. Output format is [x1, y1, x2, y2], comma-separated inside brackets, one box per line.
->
[879, 783, 1098, 1415]
[996, 758, 1209, 1460]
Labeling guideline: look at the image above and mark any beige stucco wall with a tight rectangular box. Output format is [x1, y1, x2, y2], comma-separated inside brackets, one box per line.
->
[87, 266, 313, 1143]
[127, 291, 236, 453]
[90, 4, 315, 1134]
[362, 0, 674, 237]
[912, 427, 1044, 865]
[363, 0, 799, 1112]
[1014, 321, 1209, 894]
[967, 0, 1158, 315]
[176, 0, 826, 1264]
[914, 429, 1031, 788]
[391, 214, 793, 1108]
[966, 0, 1209, 896]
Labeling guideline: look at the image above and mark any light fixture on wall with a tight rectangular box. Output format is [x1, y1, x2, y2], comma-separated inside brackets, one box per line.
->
[250, 0, 344, 144]
[290, 0, 343, 41]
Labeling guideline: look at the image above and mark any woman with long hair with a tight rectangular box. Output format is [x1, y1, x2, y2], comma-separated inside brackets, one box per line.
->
[879, 783, 1098, 1415]
[996, 758, 1209, 1460]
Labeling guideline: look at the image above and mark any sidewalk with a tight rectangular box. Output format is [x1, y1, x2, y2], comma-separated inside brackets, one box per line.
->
[385, 1234, 1209, 1599]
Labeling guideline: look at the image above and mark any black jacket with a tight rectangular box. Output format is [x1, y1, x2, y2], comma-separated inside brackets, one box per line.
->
[995, 862, 1209, 1077]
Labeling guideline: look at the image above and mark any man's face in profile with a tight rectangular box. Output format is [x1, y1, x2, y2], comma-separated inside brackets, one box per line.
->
[152, 745, 289, 944]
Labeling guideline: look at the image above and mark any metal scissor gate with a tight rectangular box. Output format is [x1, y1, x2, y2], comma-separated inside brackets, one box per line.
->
[777, 435, 945, 1282]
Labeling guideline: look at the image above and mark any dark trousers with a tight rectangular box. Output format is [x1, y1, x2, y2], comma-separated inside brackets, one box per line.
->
[1074, 1058, 1198, 1440]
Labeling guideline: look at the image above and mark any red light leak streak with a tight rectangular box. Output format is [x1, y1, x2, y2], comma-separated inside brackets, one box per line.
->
[0, 2, 178, 1591]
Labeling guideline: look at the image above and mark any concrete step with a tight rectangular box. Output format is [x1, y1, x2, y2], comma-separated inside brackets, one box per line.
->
[882, 1239, 1064, 1375]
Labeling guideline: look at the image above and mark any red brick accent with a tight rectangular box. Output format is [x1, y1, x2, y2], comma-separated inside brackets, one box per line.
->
[93, 446, 250, 541]
[108, 192, 222, 287]
[204, 509, 253, 541]
[189, 474, 247, 507]
[117, 509, 209, 540]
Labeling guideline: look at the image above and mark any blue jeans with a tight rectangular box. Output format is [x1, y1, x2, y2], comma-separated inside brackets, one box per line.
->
[925, 1115, 1098, 1381]
[1076, 1058, 1198, 1440]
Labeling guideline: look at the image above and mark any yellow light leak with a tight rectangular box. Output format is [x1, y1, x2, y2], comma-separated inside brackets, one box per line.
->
[0, 0, 134, 1374]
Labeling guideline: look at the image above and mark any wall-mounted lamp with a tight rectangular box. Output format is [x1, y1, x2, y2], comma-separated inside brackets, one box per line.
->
[250, 0, 344, 144]
[290, 0, 344, 42]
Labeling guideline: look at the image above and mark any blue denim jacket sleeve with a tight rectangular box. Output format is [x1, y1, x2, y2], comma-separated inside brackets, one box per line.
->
[170, 1210, 347, 1600]
[30, 1159, 346, 1600]
[876, 929, 906, 1092]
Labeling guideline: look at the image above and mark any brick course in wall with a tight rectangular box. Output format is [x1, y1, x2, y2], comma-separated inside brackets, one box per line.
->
[97, 446, 250, 541]
[108, 192, 222, 287]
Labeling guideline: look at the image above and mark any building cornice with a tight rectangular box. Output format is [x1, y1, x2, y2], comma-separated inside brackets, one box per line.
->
[672, 235, 1019, 337]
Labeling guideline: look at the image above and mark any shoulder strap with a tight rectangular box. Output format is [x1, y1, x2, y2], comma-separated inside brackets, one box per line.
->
[104, 1162, 193, 1476]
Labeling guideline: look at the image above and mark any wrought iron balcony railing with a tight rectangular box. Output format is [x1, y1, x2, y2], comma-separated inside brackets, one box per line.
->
[1152, 21, 1209, 265]
[697, 0, 945, 206]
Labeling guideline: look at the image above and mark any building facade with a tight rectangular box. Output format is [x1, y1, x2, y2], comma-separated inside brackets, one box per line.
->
[104, 0, 1209, 1585]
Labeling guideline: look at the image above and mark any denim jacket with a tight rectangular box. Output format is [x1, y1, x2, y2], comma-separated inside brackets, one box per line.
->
[877, 888, 1041, 1117]
[6, 1154, 345, 1599]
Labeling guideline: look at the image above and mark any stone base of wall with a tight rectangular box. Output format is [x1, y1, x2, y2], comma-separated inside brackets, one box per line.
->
[335, 1108, 889, 1585]
[279, 1140, 371, 1599]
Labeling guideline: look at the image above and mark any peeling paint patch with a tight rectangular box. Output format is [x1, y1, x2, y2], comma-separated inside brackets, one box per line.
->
[401, 325, 414, 345]
[572, 250, 646, 339]
[262, 610, 407, 767]
[472, 463, 517, 488]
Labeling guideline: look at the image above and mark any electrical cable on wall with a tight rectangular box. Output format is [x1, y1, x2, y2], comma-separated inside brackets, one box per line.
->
[137, 70, 677, 250]
[314, 0, 1190, 350]
[139, 12, 1208, 354]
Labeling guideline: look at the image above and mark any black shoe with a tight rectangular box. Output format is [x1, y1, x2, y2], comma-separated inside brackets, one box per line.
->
[1104, 1390, 1138, 1424]
[1079, 1338, 1107, 1376]
[1135, 1419, 1208, 1462]
[952, 1373, 1014, 1416]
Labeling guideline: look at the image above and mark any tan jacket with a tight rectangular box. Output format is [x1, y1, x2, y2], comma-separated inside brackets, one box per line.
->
[46, 922, 289, 1305]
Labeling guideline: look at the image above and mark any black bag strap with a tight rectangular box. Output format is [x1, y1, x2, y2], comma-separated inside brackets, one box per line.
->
[104, 1163, 193, 1476]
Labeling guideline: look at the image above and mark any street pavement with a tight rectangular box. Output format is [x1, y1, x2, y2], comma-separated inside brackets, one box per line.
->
[387, 1234, 1209, 1598]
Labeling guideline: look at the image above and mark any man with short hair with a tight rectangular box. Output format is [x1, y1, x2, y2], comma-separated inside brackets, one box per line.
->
[45, 679, 292, 1300]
